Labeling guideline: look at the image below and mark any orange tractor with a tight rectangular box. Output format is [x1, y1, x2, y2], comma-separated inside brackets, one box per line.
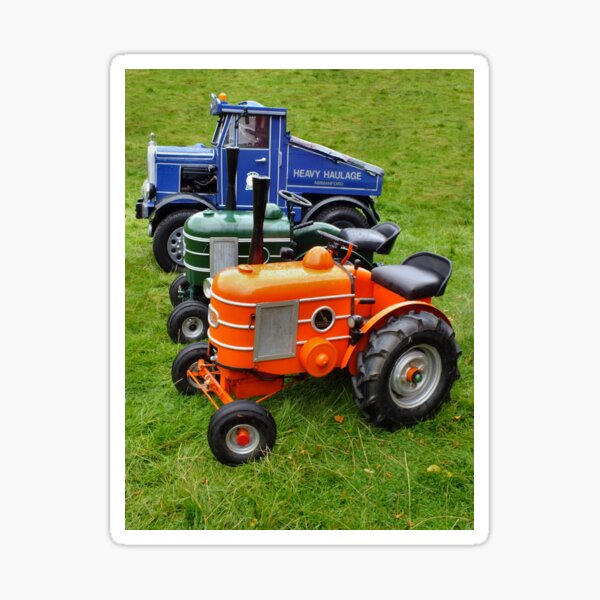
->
[172, 177, 461, 465]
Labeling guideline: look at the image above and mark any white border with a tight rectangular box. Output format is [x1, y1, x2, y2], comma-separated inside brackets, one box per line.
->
[110, 53, 489, 545]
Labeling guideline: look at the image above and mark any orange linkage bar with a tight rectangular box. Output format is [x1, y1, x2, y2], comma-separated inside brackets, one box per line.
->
[186, 359, 234, 410]
[255, 390, 280, 404]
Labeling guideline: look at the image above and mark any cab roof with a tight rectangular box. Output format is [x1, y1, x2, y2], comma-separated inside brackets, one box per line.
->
[210, 93, 287, 117]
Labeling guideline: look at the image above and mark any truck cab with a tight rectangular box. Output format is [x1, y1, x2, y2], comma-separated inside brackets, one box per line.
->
[136, 93, 385, 272]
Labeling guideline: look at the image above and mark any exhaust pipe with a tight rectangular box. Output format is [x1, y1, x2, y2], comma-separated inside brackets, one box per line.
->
[248, 176, 270, 265]
[225, 147, 239, 211]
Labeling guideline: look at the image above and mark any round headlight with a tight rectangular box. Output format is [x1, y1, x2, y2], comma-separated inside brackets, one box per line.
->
[203, 277, 213, 299]
[208, 305, 219, 328]
[141, 179, 156, 201]
[346, 315, 364, 330]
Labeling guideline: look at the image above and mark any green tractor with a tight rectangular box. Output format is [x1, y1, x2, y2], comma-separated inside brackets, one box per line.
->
[167, 149, 401, 344]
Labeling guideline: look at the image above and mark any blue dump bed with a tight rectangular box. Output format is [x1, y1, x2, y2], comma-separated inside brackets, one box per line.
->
[285, 136, 384, 197]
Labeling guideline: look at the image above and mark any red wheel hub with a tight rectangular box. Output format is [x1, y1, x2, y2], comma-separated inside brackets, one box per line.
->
[406, 366, 422, 384]
[236, 427, 251, 447]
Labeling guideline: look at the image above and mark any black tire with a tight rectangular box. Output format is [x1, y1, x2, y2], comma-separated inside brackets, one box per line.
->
[171, 342, 213, 395]
[352, 311, 461, 430]
[167, 300, 209, 344]
[208, 400, 277, 466]
[169, 274, 191, 306]
[312, 204, 369, 229]
[152, 209, 196, 272]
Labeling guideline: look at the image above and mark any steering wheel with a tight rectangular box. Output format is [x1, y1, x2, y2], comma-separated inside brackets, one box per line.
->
[317, 230, 349, 248]
[278, 190, 312, 208]
[317, 230, 355, 265]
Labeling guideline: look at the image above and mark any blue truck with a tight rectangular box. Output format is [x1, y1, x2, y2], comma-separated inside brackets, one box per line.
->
[136, 93, 385, 272]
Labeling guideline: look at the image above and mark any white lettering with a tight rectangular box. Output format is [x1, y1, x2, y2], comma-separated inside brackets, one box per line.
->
[323, 170, 362, 181]
[293, 169, 321, 179]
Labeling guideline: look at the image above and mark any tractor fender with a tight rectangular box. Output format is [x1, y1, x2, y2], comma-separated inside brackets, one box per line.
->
[301, 196, 379, 226]
[341, 301, 452, 374]
[150, 194, 217, 235]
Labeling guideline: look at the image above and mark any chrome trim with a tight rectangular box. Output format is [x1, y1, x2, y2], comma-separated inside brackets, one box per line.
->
[180, 249, 282, 260]
[210, 290, 353, 308]
[183, 262, 211, 273]
[299, 293, 353, 303]
[155, 151, 213, 157]
[219, 319, 254, 330]
[208, 330, 253, 351]
[184, 232, 290, 244]
[218, 107, 286, 116]
[208, 304, 219, 328]
[147, 134, 157, 185]
[210, 290, 256, 308]
[181, 248, 209, 257]
[310, 306, 336, 333]
[298, 314, 350, 324]
[203, 277, 213, 299]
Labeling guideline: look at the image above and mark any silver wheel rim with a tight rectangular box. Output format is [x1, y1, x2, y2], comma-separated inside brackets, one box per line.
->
[389, 344, 442, 409]
[225, 424, 261, 455]
[168, 227, 185, 265]
[181, 315, 205, 339]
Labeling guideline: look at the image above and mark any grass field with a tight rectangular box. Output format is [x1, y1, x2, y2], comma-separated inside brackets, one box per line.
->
[124, 69, 474, 530]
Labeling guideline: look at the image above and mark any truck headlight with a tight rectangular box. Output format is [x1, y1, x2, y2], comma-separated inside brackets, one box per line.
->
[203, 277, 213, 299]
[141, 179, 156, 201]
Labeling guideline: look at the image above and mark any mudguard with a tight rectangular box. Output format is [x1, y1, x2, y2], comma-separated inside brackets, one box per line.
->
[150, 194, 217, 235]
[301, 196, 380, 226]
[341, 301, 452, 375]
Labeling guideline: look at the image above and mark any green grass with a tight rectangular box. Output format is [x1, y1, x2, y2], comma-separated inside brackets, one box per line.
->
[125, 69, 474, 530]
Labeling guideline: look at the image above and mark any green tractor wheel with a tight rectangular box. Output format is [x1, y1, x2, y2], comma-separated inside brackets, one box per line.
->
[167, 300, 209, 344]
[169, 274, 194, 306]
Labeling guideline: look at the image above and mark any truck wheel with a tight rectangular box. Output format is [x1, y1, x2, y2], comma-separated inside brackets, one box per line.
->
[171, 341, 214, 395]
[169, 274, 191, 306]
[167, 300, 209, 343]
[312, 205, 369, 229]
[352, 311, 461, 430]
[152, 209, 196, 272]
[208, 400, 277, 466]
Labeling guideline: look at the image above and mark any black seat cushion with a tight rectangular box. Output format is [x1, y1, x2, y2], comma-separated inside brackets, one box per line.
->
[371, 265, 444, 300]
[338, 228, 387, 252]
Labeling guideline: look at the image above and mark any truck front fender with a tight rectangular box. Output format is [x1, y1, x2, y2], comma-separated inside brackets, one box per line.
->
[301, 196, 379, 226]
[150, 194, 217, 235]
[341, 301, 452, 375]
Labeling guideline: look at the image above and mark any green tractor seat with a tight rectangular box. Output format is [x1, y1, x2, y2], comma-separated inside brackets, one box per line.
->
[338, 222, 401, 255]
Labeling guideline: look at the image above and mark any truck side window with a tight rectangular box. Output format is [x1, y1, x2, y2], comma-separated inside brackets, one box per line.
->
[224, 118, 236, 146]
[238, 115, 269, 149]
